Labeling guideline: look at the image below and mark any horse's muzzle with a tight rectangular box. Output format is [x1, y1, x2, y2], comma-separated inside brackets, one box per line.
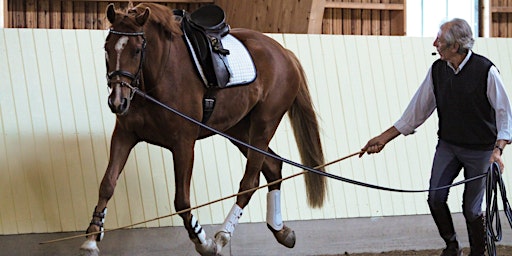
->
[107, 84, 132, 115]
[108, 96, 129, 115]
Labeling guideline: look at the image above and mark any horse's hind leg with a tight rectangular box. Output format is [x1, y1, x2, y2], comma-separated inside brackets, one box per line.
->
[215, 148, 295, 248]
[79, 129, 137, 256]
[214, 124, 295, 248]
[260, 148, 296, 248]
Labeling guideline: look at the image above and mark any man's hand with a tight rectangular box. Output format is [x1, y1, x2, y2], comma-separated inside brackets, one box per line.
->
[490, 140, 507, 173]
[360, 138, 386, 157]
[359, 126, 401, 158]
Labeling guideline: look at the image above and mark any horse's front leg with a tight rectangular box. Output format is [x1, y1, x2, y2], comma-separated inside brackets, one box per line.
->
[79, 129, 137, 256]
[172, 143, 218, 255]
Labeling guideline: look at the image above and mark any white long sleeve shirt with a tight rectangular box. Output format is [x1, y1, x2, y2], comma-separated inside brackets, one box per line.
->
[394, 51, 512, 142]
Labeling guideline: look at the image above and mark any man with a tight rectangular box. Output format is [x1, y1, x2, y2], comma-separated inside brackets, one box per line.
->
[360, 18, 512, 256]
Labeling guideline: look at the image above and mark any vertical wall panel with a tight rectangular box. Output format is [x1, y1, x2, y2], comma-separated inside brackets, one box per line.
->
[2, 29, 512, 235]
[371, 36, 402, 216]
[0, 29, 18, 235]
[3, 29, 33, 234]
[19, 29, 49, 233]
[32, 29, 60, 233]
[314, 35, 347, 218]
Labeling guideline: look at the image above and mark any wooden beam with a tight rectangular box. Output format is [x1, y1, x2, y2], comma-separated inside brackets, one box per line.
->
[479, 0, 488, 37]
[325, 2, 404, 10]
[1, 0, 5, 27]
[308, 0, 326, 34]
[491, 6, 512, 13]
[69, 0, 214, 2]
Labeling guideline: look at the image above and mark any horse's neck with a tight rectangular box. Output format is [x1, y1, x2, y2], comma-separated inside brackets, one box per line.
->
[143, 35, 174, 85]
[143, 33, 197, 90]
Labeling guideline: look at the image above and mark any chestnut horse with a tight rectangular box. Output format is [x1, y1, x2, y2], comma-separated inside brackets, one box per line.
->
[80, 3, 326, 256]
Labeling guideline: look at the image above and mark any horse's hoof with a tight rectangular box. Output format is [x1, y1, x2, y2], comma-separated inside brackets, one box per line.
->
[267, 224, 296, 248]
[194, 237, 221, 256]
[79, 240, 100, 256]
[214, 231, 230, 248]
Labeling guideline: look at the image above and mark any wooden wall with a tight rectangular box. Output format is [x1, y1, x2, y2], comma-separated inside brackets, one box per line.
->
[319, 0, 406, 35]
[7, 0, 512, 37]
[5, 0, 407, 35]
[6, 1, 213, 29]
[2, 28, 512, 235]
[489, 0, 512, 37]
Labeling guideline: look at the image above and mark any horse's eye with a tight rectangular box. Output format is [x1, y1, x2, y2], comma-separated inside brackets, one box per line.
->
[135, 48, 141, 54]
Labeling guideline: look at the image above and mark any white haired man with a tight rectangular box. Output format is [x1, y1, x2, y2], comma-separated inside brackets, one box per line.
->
[360, 18, 512, 256]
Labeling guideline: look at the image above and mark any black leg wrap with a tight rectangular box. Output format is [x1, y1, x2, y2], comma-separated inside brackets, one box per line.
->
[87, 206, 107, 242]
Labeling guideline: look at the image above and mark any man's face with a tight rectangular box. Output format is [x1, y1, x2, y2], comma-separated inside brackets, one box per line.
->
[433, 27, 456, 61]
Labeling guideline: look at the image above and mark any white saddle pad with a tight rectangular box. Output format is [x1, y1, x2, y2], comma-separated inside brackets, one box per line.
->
[185, 34, 257, 87]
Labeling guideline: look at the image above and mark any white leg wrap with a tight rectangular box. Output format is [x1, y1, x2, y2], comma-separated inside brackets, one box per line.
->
[266, 189, 283, 231]
[80, 239, 99, 252]
[219, 204, 243, 236]
[191, 215, 207, 245]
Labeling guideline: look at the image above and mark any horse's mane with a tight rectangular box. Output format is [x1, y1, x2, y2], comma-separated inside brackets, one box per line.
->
[124, 3, 182, 36]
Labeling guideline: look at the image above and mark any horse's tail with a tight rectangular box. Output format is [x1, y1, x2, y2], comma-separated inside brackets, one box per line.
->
[286, 50, 327, 208]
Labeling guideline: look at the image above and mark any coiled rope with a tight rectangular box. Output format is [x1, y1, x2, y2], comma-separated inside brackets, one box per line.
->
[486, 162, 512, 256]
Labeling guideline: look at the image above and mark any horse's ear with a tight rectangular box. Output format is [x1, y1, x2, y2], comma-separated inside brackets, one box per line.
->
[135, 7, 150, 26]
[106, 3, 116, 24]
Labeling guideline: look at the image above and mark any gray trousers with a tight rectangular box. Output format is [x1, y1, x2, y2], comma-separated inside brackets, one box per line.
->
[427, 139, 491, 222]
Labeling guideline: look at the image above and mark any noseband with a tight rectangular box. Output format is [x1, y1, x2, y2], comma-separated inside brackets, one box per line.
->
[107, 29, 147, 98]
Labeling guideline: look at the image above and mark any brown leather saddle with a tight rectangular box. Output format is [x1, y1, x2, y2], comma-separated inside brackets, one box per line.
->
[175, 4, 231, 88]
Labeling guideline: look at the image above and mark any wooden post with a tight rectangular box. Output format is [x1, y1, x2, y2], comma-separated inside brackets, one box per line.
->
[308, 0, 326, 34]
[479, 0, 490, 37]
[1, 0, 6, 27]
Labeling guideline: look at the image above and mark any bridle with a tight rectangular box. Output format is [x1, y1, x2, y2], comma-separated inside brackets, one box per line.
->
[106, 29, 147, 99]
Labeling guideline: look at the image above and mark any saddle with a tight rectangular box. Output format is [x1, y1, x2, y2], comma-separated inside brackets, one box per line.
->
[176, 4, 231, 88]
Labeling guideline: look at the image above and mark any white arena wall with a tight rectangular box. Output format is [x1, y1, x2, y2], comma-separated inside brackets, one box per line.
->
[1, 28, 512, 235]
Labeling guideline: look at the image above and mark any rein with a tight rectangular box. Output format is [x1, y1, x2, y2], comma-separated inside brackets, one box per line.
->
[125, 85, 512, 255]
[105, 29, 487, 192]
[40, 81, 512, 246]
[41, 28, 511, 250]
[126, 83, 489, 192]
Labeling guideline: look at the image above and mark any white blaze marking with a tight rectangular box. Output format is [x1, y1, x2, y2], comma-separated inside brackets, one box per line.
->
[115, 36, 129, 71]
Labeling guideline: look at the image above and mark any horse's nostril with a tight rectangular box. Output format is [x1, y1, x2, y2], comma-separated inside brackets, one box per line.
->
[108, 97, 114, 108]
[121, 98, 128, 109]
[107, 96, 129, 114]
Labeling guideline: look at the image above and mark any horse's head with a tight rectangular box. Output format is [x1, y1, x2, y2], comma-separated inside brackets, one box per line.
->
[104, 3, 150, 115]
